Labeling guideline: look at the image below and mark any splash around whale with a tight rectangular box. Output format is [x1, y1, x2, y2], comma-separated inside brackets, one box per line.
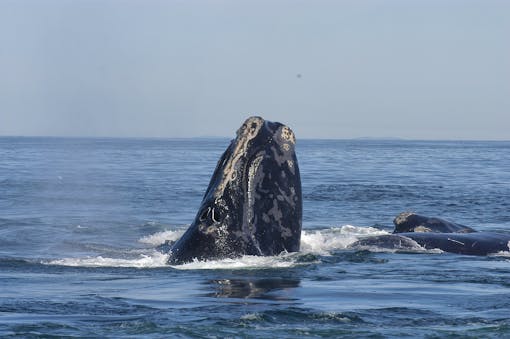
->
[165, 117, 509, 264]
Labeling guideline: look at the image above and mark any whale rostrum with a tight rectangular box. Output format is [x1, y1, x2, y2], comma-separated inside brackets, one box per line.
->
[167, 117, 302, 264]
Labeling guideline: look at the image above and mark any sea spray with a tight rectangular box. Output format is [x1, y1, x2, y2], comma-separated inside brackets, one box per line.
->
[46, 225, 389, 269]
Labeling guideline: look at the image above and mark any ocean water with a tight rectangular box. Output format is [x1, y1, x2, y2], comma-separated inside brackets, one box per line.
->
[1, 137, 510, 338]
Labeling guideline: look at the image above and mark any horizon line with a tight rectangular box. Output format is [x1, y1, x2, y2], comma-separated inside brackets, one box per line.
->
[0, 134, 509, 143]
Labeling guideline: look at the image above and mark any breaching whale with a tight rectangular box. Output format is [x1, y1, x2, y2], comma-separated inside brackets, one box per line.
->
[352, 212, 510, 255]
[167, 116, 302, 264]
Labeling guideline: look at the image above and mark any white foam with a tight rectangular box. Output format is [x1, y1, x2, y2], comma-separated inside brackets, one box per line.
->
[47, 251, 169, 268]
[489, 252, 510, 258]
[47, 225, 392, 269]
[137, 224, 389, 257]
[170, 253, 303, 270]
[240, 313, 263, 321]
[138, 229, 186, 246]
[480, 241, 510, 258]
[300, 225, 389, 255]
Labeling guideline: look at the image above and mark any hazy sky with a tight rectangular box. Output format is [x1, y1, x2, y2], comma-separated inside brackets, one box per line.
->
[1, 0, 509, 140]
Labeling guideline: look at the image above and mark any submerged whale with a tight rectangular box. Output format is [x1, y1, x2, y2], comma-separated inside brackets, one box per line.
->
[353, 212, 510, 255]
[392, 212, 476, 234]
[167, 117, 302, 264]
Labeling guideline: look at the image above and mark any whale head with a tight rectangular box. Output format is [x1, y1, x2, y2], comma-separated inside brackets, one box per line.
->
[393, 212, 475, 234]
[168, 116, 302, 264]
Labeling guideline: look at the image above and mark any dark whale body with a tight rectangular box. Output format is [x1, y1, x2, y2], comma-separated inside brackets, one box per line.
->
[168, 117, 302, 264]
[393, 212, 475, 234]
[353, 213, 510, 255]
[165, 116, 508, 261]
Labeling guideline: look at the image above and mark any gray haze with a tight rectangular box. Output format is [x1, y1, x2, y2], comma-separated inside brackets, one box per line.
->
[1, 0, 509, 140]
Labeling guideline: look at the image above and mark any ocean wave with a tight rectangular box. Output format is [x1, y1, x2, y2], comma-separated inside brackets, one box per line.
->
[170, 253, 305, 270]
[46, 251, 169, 268]
[300, 225, 388, 255]
[138, 229, 186, 246]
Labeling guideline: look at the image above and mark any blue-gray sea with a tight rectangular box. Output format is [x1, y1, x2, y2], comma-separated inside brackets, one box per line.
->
[1, 137, 510, 338]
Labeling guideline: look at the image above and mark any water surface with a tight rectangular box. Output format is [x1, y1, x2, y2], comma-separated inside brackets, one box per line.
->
[1, 137, 509, 337]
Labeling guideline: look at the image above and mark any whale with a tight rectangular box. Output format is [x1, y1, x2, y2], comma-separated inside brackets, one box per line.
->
[352, 212, 510, 255]
[165, 117, 508, 261]
[167, 116, 302, 264]
[392, 212, 475, 234]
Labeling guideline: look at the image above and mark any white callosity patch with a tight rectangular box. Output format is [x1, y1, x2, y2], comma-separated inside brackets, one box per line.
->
[214, 116, 263, 199]
[274, 125, 296, 171]
[414, 226, 432, 232]
[280, 126, 296, 145]
[394, 211, 415, 225]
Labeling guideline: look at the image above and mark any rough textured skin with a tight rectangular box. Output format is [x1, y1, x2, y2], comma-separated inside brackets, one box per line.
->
[168, 117, 302, 264]
[352, 213, 510, 256]
[393, 212, 476, 234]
[395, 232, 510, 255]
[353, 232, 510, 255]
